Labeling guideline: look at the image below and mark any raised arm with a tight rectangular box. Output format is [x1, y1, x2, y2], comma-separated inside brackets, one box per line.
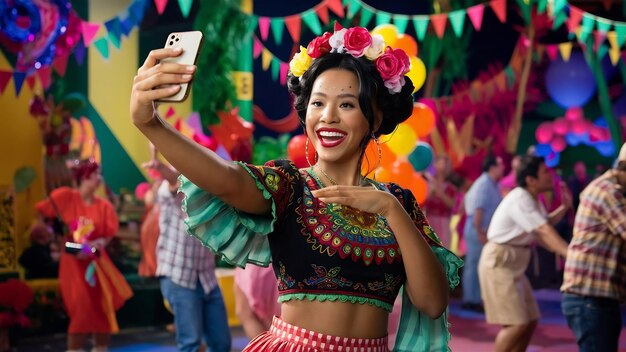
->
[130, 47, 269, 215]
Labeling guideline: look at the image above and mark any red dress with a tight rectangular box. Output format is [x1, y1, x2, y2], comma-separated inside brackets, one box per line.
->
[36, 187, 133, 333]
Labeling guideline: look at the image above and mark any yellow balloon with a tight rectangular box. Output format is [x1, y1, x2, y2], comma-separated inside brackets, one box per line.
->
[384, 123, 417, 157]
[371, 24, 399, 46]
[407, 56, 427, 93]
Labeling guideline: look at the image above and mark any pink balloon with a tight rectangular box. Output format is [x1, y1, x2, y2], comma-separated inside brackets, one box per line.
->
[565, 107, 584, 122]
[552, 118, 569, 135]
[535, 122, 554, 144]
[571, 119, 590, 135]
[550, 136, 567, 152]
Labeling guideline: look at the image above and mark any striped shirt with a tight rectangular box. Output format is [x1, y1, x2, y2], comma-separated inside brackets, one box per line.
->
[561, 172, 626, 302]
[155, 181, 217, 293]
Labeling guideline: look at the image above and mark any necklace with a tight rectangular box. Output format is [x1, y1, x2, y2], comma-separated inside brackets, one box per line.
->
[315, 165, 338, 186]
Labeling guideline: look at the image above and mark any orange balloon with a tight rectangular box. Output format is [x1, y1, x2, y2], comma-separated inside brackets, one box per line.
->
[407, 172, 428, 203]
[391, 158, 414, 176]
[406, 103, 436, 138]
[374, 167, 394, 183]
[393, 34, 418, 57]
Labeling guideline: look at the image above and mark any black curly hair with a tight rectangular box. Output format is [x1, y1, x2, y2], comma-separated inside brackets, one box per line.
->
[287, 53, 414, 139]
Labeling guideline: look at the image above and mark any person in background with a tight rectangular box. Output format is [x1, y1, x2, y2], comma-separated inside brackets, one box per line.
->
[461, 154, 504, 312]
[423, 155, 458, 248]
[144, 159, 231, 352]
[499, 155, 520, 197]
[566, 160, 590, 213]
[130, 24, 462, 351]
[560, 143, 626, 352]
[233, 265, 281, 339]
[19, 222, 60, 279]
[35, 159, 133, 352]
[478, 155, 570, 352]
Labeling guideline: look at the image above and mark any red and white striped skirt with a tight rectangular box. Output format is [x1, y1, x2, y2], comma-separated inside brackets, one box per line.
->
[243, 316, 389, 352]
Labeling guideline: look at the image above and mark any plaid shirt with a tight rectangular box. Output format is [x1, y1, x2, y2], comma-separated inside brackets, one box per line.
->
[155, 181, 217, 293]
[561, 172, 626, 302]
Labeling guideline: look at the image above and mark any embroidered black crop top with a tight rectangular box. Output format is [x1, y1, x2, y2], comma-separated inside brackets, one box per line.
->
[236, 160, 443, 312]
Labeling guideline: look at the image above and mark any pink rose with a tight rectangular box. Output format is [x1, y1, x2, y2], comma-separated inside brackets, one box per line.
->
[307, 32, 332, 59]
[343, 27, 372, 57]
[375, 47, 410, 81]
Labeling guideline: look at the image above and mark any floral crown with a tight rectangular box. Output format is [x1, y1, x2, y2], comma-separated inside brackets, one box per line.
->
[289, 23, 411, 94]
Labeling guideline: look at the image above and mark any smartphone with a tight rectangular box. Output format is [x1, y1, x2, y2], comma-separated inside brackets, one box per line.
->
[156, 31, 204, 103]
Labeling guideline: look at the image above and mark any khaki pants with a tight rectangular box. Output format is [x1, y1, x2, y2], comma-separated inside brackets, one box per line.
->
[478, 242, 540, 325]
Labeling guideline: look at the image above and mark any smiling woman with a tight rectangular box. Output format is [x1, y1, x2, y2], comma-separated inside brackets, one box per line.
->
[130, 23, 462, 352]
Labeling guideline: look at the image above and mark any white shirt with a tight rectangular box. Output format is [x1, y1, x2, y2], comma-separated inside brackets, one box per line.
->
[487, 187, 547, 246]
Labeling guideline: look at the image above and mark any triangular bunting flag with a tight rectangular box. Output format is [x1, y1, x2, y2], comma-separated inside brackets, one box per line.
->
[412, 16, 429, 41]
[491, 0, 507, 23]
[552, 11, 567, 30]
[593, 31, 607, 52]
[262, 49, 272, 70]
[608, 45, 620, 65]
[559, 42, 573, 61]
[302, 10, 322, 35]
[53, 55, 69, 76]
[360, 7, 374, 28]
[376, 12, 392, 26]
[270, 18, 284, 44]
[326, 0, 345, 18]
[120, 17, 134, 37]
[105, 18, 122, 43]
[153, 0, 167, 15]
[614, 23, 626, 47]
[128, 0, 147, 24]
[567, 6, 584, 33]
[430, 14, 448, 38]
[271, 57, 280, 81]
[280, 62, 289, 85]
[108, 30, 121, 50]
[546, 45, 558, 60]
[552, 0, 567, 15]
[177, 0, 193, 18]
[448, 10, 466, 37]
[25, 75, 37, 91]
[519, 0, 532, 23]
[607, 31, 618, 51]
[12, 72, 26, 97]
[74, 41, 86, 65]
[578, 13, 595, 43]
[466, 5, 484, 31]
[284, 16, 301, 43]
[393, 15, 409, 34]
[253, 37, 263, 58]
[258, 17, 270, 41]
[81, 21, 101, 47]
[94, 38, 110, 59]
[316, 4, 330, 25]
[347, 0, 362, 19]
[166, 106, 176, 118]
[595, 17, 613, 34]
[0, 71, 11, 94]
[37, 67, 52, 89]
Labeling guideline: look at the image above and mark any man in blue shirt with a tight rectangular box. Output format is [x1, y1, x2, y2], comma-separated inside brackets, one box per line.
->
[461, 154, 505, 312]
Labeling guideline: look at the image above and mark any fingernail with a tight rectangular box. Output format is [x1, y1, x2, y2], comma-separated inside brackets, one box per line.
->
[173, 47, 182, 52]
[182, 74, 192, 79]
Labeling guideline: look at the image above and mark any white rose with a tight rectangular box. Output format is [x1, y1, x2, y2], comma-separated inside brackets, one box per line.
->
[329, 28, 347, 53]
[364, 34, 385, 60]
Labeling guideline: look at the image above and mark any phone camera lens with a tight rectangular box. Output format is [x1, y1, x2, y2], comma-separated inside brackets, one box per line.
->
[175, 38, 180, 41]
[169, 41, 174, 46]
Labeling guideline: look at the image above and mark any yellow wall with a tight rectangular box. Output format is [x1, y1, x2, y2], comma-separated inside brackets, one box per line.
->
[89, 0, 192, 172]
[0, 52, 45, 261]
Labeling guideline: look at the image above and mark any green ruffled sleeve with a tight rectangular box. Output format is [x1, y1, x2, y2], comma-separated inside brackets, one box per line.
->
[179, 175, 273, 268]
[385, 184, 463, 352]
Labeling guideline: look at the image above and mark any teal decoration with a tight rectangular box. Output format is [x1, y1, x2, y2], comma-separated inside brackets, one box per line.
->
[13, 167, 37, 193]
[408, 142, 433, 172]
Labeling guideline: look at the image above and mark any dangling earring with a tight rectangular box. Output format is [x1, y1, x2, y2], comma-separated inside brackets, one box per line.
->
[372, 132, 382, 172]
[305, 139, 312, 167]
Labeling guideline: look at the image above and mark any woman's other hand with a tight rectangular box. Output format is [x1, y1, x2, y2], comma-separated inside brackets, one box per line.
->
[130, 47, 196, 126]
[311, 186, 399, 216]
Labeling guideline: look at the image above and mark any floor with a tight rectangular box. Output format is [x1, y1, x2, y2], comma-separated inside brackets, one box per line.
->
[12, 289, 626, 351]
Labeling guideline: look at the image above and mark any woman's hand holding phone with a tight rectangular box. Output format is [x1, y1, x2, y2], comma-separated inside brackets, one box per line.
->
[130, 31, 203, 126]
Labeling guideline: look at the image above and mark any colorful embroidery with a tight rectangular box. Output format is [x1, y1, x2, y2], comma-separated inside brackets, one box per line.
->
[295, 171, 401, 266]
[304, 264, 353, 289]
[367, 273, 404, 299]
[277, 262, 296, 290]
